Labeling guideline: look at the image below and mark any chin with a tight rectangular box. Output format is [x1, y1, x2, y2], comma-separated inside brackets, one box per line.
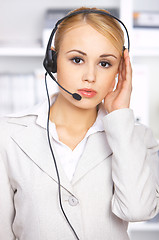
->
[75, 99, 100, 110]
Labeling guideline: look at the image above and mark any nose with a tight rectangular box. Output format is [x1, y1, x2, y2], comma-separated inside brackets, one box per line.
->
[82, 63, 96, 83]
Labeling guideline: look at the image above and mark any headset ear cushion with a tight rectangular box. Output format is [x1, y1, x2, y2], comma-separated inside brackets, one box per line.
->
[43, 50, 57, 73]
[51, 50, 57, 73]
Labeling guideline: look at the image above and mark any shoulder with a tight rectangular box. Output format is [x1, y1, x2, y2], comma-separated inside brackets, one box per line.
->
[0, 103, 43, 148]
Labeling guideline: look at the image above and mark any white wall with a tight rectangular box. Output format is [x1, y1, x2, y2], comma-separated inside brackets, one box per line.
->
[133, 0, 159, 139]
[0, 0, 119, 44]
[134, 0, 159, 11]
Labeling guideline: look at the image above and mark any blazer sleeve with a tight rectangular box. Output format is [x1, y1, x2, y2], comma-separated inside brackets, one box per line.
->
[0, 150, 16, 240]
[103, 108, 159, 222]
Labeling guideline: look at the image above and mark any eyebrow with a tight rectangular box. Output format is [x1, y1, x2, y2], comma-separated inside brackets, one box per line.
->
[66, 49, 117, 59]
[100, 54, 117, 59]
[66, 50, 86, 55]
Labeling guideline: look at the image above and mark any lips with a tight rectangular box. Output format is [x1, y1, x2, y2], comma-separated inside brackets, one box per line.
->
[78, 88, 97, 98]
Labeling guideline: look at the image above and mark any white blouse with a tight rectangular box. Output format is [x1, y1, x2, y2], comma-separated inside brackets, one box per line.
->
[36, 95, 106, 181]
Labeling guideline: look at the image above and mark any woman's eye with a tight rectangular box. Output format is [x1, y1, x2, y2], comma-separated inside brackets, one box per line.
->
[99, 61, 111, 68]
[71, 57, 83, 64]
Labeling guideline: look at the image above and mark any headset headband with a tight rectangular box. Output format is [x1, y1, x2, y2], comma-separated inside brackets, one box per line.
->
[46, 9, 130, 52]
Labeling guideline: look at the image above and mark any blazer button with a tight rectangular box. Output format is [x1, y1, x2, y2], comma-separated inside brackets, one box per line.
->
[68, 196, 79, 206]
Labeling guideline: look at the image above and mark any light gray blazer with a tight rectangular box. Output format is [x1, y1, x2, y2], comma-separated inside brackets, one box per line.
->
[0, 106, 159, 240]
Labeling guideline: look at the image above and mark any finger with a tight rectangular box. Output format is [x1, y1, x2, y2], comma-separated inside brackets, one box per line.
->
[121, 49, 131, 81]
[115, 58, 123, 91]
[116, 49, 132, 91]
[124, 50, 132, 91]
[121, 61, 126, 81]
[115, 74, 123, 92]
[121, 50, 128, 80]
[119, 56, 123, 72]
[125, 50, 132, 81]
[116, 58, 124, 91]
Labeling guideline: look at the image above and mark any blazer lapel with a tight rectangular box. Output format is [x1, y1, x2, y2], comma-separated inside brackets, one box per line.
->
[9, 118, 74, 194]
[8, 117, 112, 192]
[72, 131, 112, 185]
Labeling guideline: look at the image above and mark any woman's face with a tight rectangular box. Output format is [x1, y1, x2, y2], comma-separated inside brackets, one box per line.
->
[56, 23, 121, 109]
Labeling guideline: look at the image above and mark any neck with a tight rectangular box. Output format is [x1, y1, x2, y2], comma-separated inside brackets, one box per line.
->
[50, 94, 97, 131]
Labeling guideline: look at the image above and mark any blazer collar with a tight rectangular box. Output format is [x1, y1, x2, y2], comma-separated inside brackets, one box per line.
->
[9, 117, 112, 195]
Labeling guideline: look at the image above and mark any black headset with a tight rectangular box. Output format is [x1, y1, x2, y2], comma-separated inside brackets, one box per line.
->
[43, 8, 130, 240]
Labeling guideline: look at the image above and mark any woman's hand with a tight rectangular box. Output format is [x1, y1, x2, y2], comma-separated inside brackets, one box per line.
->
[104, 49, 132, 113]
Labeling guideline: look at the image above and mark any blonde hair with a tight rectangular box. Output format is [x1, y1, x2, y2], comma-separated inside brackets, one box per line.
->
[54, 7, 125, 56]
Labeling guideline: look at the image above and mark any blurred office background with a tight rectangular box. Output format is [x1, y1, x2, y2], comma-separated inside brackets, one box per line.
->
[0, 0, 159, 239]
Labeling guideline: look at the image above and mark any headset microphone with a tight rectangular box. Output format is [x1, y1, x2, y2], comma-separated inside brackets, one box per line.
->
[72, 93, 82, 101]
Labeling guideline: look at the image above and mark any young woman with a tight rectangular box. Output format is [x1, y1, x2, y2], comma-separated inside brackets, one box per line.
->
[0, 7, 159, 240]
